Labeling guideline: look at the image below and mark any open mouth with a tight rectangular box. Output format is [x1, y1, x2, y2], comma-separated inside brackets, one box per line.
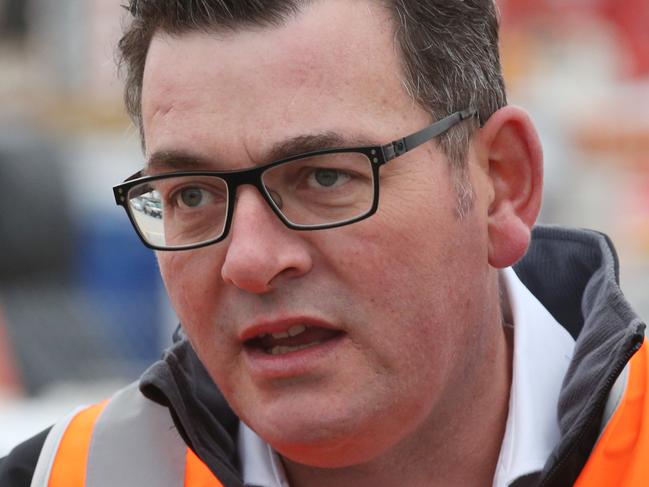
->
[244, 324, 344, 356]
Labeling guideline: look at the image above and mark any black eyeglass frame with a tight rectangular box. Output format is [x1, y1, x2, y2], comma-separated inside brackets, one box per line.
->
[113, 108, 478, 251]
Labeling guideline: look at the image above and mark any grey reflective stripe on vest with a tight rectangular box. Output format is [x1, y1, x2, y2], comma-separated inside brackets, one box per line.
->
[31, 405, 89, 487]
[32, 381, 190, 487]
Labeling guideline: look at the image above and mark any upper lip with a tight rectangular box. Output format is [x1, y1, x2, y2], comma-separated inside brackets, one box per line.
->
[239, 315, 341, 343]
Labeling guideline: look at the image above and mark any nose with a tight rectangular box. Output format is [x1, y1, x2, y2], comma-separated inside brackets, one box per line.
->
[221, 186, 313, 293]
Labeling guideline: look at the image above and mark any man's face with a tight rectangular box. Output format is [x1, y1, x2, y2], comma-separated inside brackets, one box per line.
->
[143, 0, 497, 466]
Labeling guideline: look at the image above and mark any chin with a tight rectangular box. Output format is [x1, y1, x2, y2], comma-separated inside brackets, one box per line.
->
[257, 415, 396, 468]
[277, 440, 389, 469]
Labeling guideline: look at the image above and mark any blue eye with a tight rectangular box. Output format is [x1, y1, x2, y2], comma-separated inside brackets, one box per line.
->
[309, 168, 351, 188]
[180, 188, 205, 208]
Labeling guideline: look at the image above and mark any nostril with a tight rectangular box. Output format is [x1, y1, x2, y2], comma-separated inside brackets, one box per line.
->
[221, 269, 274, 294]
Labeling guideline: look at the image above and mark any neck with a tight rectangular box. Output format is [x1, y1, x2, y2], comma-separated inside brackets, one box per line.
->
[283, 291, 513, 487]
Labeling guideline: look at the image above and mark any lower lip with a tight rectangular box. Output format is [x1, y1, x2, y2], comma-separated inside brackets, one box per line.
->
[243, 333, 346, 379]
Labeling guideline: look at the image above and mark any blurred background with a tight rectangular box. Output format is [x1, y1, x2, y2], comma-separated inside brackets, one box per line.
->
[1, 0, 648, 456]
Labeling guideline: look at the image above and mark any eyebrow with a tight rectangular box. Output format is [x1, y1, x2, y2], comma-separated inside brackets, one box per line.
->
[145, 131, 366, 174]
[145, 151, 211, 174]
[266, 132, 348, 161]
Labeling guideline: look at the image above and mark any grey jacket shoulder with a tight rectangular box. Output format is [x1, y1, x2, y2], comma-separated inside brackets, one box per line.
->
[0, 428, 51, 487]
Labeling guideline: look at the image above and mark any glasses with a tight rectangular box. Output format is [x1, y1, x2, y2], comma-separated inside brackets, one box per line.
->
[113, 108, 477, 251]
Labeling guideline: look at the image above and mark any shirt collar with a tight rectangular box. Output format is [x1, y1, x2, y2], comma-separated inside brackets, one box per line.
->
[493, 267, 575, 486]
[238, 421, 288, 487]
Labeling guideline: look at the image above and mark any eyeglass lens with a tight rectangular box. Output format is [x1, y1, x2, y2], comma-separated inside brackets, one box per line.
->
[126, 152, 375, 248]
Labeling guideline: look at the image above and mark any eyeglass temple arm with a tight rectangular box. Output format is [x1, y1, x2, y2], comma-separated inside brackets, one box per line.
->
[381, 108, 478, 162]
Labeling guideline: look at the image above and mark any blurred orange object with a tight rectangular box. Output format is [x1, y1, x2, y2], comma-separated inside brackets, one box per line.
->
[499, 0, 649, 78]
[0, 307, 23, 397]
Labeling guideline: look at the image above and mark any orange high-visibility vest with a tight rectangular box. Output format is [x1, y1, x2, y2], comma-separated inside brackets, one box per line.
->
[30, 382, 224, 487]
[575, 340, 649, 486]
[31, 342, 649, 487]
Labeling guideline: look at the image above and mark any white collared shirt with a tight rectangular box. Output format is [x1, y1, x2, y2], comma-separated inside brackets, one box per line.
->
[238, 268, 576, 487]
[492, 267, 575, 486]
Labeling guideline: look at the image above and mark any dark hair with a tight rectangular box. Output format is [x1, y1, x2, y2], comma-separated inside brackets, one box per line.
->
[118, 0, 506, 213]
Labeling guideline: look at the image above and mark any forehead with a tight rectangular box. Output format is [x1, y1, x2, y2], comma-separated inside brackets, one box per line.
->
[141, 0, 426, 165]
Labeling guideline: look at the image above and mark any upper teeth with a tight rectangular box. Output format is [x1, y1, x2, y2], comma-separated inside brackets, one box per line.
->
[288, 324, 307, 336]
[262, 324, 307, 340]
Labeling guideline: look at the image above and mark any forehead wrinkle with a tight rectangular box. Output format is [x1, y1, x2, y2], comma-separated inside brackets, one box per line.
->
[143, 2, 420, 173]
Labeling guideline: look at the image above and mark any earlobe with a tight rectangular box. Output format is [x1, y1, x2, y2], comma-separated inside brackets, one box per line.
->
[479, 106, 543, 268]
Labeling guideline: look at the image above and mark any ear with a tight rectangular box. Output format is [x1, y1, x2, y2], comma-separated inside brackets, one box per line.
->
[477, 106, 543, 268]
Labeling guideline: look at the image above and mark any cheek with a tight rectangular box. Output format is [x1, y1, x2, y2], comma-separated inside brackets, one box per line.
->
[158, 251, 241, 388]
[157, 250, 223, 328]
[320, 197, 490, 361]
[327, 200, 485, 297]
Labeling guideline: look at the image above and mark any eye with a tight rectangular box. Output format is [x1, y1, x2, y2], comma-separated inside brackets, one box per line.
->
[308, 168, 351, 188]
[178, 187, 206, 208]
